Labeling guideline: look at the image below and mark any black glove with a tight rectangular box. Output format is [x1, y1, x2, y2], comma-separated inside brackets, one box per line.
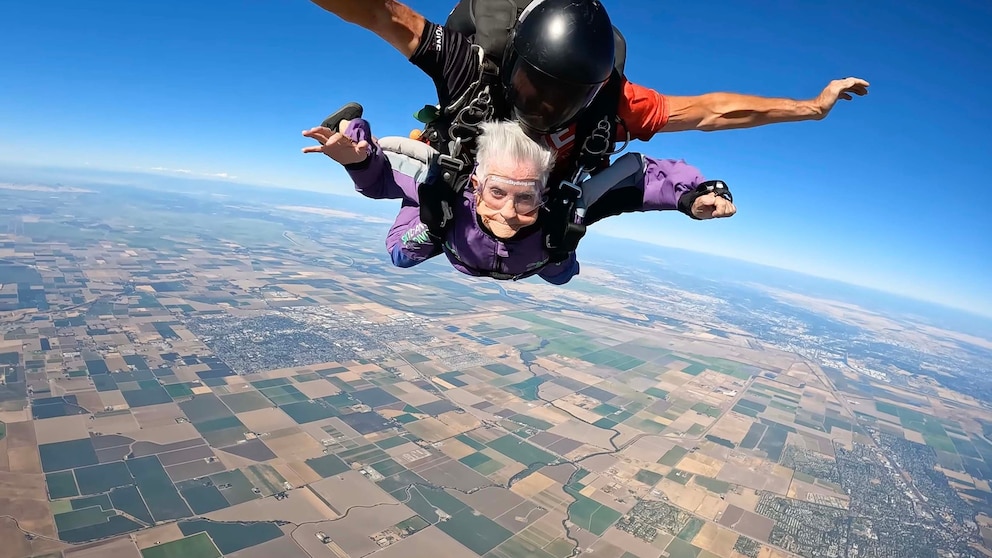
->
[677, 180, 733, 220]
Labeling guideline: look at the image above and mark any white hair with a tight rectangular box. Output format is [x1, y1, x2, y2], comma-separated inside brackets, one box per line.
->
[475, 120, 556, 189]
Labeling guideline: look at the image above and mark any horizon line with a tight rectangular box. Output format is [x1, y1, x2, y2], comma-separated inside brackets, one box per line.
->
[3, 160, 991, 322]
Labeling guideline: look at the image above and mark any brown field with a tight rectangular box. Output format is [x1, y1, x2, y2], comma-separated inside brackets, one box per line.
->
[5, 420, 37, 450]
[369, 525, 478, 558]
[724, 486, 763, 512]
[311, 470, 398, 512]
[483, 452, 527, 485]
[207, 488, 334, 524]
[758, 547, 796, 558]
[227, 535, 310, 558]
[103, 355, 129, 373]
[495, 500, 549, 533]
[648, 532, 677, 553]
[131, 422, 200, 445]
[90, 411, 142, 435]
[693, 521, 741, 556]
[659, 479, 708, 513]
[437, 438, 476, 460]
[238, 408, 297, 433]
[165, 459, 226, 482]
[0, 438, 8, 472]
[98, 390, 128, 409]
[788, 477, 850, 506]
[453, 485, 526, 519]
[0, 517, 67, 558]
[549, 419, 616, 450]
[511, 471, 557, 499]
[133, 523, 184, 549]
[0, 470, 56, 538]
[34, 415, 90, 445]
[420, 458, 494, 492]
[293, 503, 416, 558]
[707, 413, 754, 445]
[287, 460, 322, 485]
[716, 454, 781, 493]
[717, 504, 775, 542]
[6, 421, 42, 474]
[437, 410, 481, 433]
[403, 416, 462, 441]
[694, 492, 729, 520]
[268, 460, 307, 488]
[74, 390, 107, 413]
[664, 412, 706, 436]
[584, 539, 629, 558]
[393, 382, 444, 406]
[212, 447, 263, 472]
[600, 526, 663, 558]
[621, 436, 678, 464]
[264, 428, 324, 461]
[64, 537, 141, 558]
[131, 402, 184, 429]
[556, 395, 609, 421]
[677, 453, 726, 478]
[292, 378, 341, 400]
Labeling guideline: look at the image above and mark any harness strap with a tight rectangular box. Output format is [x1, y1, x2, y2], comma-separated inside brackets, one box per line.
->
[542, 70, 626, 263]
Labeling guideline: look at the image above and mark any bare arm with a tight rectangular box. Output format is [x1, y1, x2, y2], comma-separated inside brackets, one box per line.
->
[308, 0, 426, 58]
[662, 77, 870, 133]
[663, 92, 821, 132]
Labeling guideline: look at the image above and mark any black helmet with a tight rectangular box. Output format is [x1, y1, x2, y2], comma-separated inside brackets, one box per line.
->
[502, 0, 616, 134]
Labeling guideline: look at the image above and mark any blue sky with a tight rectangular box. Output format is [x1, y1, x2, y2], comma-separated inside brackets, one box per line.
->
[1, 0, 990, 316]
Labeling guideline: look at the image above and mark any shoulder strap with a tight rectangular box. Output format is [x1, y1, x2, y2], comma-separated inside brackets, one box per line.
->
[542, 69, 625, 264]
[573, 68, 624, 173]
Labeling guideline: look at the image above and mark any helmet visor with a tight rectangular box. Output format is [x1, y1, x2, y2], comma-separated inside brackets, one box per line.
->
[505, 56, 605, 134]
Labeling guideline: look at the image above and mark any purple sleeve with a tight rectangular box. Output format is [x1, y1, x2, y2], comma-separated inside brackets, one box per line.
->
[342, 119, 420, 201]
[640, 156, 705, 211]
[385, 205, 443, 267]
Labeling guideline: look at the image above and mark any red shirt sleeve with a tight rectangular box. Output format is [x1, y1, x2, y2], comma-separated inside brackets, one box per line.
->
[616, 77, 670, 141]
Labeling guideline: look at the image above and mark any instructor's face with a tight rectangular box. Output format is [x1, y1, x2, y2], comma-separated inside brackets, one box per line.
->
[473, 162, 543, 239]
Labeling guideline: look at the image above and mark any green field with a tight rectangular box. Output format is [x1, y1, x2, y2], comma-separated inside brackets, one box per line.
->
[73, 461, 132, 495]
[693, 476, 731, 494]
[141, 532, 221, 558]
[691, 403, 722, 418]
[635, 469, 664, 486]
[564, 487, 622, 536]
[678, 517, 705, 541]
[208, 470, 261, 506]
[512, 414, 555, 430]
[658, 446, 689, 467]
[126, 456, 191, 522]
[178, 520, 283, 555]
[46, 471, 79, 499]
[488, 435, 557, 466]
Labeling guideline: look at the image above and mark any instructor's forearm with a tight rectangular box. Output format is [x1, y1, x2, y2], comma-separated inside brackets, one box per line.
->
[666, 92, 822, 132]
[308, 0, 424, 57]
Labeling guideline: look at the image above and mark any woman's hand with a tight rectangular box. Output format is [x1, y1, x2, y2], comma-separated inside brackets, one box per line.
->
[301, 125, 369, 165]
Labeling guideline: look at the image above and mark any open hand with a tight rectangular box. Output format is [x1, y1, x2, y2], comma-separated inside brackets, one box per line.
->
[691, 193, 736, 220]
[301, 125, 369, 165]
[814, 77, 870, 118]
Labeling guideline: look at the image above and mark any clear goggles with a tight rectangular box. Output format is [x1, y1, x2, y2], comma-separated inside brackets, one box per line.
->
[476, 174, 546, 214]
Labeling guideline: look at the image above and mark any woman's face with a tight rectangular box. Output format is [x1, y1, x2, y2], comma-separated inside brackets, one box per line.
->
[473, 162, 544, 239]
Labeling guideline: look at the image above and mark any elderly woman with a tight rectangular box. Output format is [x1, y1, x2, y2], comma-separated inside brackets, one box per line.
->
[302, 118, 735, 284]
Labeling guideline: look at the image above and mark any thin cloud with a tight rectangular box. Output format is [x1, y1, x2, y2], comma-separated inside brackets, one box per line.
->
[148, 166, 237, 180]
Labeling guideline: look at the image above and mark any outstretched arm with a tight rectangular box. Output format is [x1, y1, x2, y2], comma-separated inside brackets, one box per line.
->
[583, 154, 734, 225]
[307, 0, 425, 58]
[663, 77, 870, 132]
[619, 77, 869, 136]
